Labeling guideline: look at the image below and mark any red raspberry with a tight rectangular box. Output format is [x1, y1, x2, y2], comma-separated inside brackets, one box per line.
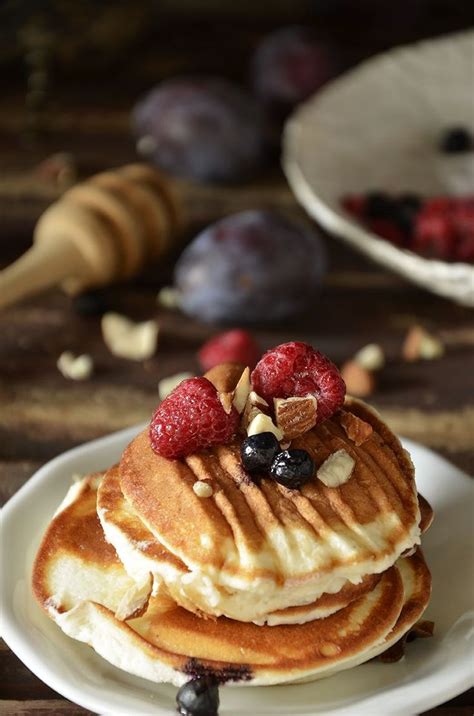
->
[251, 342, 346, 423]
[367, 218, 406, 247]
[341, 194, 366, 219]
[198, 329, 260, 371]
[149, 377, 239, 459]
[414, 206, 457, 260]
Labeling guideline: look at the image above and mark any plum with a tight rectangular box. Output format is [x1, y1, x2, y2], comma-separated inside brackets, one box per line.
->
[132, 77, 266, 183]
[251, 26, 335, 118]
[174, 210, 326, 323]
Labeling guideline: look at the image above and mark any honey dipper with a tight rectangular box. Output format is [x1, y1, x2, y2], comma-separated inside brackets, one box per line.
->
[0, 164, 184, 310]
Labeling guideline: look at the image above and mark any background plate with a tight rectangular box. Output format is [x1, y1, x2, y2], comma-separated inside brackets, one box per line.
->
[283, 30, 474, 306]
[1, 425, 473, 715]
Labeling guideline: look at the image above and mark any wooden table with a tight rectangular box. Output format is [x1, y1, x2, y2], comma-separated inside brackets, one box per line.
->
[1, 27, 473, 716]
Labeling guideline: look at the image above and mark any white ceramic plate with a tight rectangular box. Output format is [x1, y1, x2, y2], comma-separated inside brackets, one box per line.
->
[283, 30, 474, 306]
[2, 425, 473, 716]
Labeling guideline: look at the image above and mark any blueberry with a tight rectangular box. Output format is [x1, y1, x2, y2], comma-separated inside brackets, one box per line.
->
[72, 290, 109, 317]
[132, 77, 266, 183]
[174, 210, 326, 323]
[365, 192, 395, 220]
[176, 677, 219, 716]
[439, 126, 473, 154]
[270, 449, 314, 489]
[240, 433, 281, 475]
[392, 194, 422, 236]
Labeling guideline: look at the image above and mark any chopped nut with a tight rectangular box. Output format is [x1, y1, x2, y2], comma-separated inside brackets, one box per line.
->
[340, 412, 373, 446]
[274, 395, 318, 440]
[242, 391, 270, 429]
[136, 134, 158, 156]
[193, 480, 213, 498]
[341, 360, 375, 397]
[205, 363, 245, 393]
[34, 152, 77, 188]
[115, 574, 152, 621]
[57, 351, 93, 381]
[317, 449, 355, 487]
[402, 326, 445, 362]
[219, 392, 234, 415]
[247, 412, 284, 441]
[232, 367, 251, 414]
[158, 372, 193, 401]
[157, 286, 180, 310]
[354, 343, 385, 371]
[101, 312, 159, 361]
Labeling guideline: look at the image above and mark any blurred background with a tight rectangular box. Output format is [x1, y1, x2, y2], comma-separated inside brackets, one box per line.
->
[0, 1, 474, 713]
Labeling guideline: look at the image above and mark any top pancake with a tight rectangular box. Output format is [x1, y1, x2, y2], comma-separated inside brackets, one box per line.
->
[119, 397, 421, 620]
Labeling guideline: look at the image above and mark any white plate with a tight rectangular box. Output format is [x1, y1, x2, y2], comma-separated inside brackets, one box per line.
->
[1, 425, 473, 716]
[283, 30, 474, 306]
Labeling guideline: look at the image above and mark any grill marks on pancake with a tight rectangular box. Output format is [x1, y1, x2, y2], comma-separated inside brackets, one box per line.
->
[120, 398, 420, 585]
[98, 467, 184, 567]
[187, 450, 274, 575]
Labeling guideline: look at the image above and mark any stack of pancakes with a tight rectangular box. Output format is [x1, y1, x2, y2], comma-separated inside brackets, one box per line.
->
[33, 365, 433, 688]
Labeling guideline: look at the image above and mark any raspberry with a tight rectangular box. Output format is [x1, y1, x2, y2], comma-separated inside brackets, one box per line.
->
[367, 218, 406, 247]
[251, 342, 345, 423]
[198, 329, 260, 371]
[149, 377, 239, 459]
[414, 203, 457, 260]
[341, 194, 366, 219]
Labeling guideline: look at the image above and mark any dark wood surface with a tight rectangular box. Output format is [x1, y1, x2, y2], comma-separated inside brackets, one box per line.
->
[1, 7, 473, 714]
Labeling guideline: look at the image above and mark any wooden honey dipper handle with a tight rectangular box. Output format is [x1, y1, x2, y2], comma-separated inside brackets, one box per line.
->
[0, 164, 183, 311]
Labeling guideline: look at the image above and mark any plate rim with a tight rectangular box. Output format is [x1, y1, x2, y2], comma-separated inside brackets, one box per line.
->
[1, 424, 473, 715]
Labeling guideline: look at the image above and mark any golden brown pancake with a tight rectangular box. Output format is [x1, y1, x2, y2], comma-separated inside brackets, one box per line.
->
[98, 465, 383, 624]
[118, 397, 421, 621]
[33, 475, 431, 687]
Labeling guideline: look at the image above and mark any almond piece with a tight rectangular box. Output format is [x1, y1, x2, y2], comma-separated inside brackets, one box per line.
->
[340, 412, 373, 446]
[354, 343, 385, 371]
[157, 286, 180, 309]
[274, 395, 318, 439]
[193, 480, 213, 498]
[242, 391, 270, 430]
[402, 326, 444, 362]
[115, 574, 152, 621]
[57, 351, 93, 381]
[232, 367, 251, 414]
[219, 391, 234, 415]
[317, 449, 355, 487]
[101, 312, 159, 361]
[247, 412, 284, 441]
[341, 360, 375, 397]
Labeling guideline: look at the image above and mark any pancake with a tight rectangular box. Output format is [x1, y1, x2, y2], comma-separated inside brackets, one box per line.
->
[118, 397, 421, 621]
[33, 475, 431, 687]
[32, 474, 151, 621]
[98, 465, 382, 624]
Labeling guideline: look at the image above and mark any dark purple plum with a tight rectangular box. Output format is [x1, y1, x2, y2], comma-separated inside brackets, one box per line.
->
[132, 77, 266, 183]
[174, 210, 326, 323]
[251, 26, 336, 118]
